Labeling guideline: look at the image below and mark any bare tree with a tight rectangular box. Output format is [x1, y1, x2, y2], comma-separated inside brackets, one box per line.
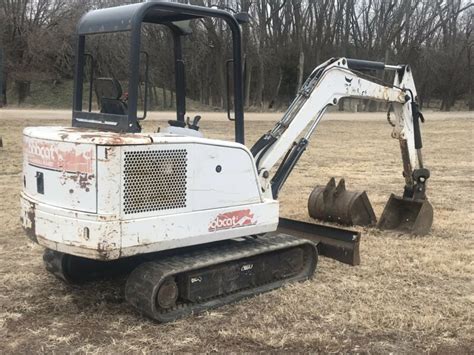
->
[0, 0, 472, 110]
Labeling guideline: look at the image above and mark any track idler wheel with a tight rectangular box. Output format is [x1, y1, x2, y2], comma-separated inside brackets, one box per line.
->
[377, 194, 433, 235]
[308, 177, 376, 227]
[156, 278, 179, 309]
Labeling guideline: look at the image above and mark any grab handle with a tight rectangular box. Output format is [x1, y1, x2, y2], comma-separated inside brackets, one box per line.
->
[226, 59, 235, 121]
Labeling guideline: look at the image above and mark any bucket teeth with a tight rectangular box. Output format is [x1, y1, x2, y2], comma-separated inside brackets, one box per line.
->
[377, 194, 433, 235]
[308, 178, 376, 227]
[334, 178, 346, 196]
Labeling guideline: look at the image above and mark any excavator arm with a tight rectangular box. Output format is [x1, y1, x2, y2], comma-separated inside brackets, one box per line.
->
[252, 57, 433, 235]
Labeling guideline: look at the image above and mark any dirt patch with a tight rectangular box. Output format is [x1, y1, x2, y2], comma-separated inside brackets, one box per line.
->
[0, 114, 473, 353]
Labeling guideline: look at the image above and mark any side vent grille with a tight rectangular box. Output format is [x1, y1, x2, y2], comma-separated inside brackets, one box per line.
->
[123, 149, 188, 214]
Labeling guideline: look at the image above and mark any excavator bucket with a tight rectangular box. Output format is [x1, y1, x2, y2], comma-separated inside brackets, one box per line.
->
[308, 178, 377, 227]
[377, 194, 433, 235]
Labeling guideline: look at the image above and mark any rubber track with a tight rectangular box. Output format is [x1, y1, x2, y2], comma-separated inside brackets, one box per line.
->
[125, 233, 318, 322]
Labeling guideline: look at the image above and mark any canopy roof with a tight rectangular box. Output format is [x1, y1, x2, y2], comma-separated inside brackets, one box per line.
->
[78, 1, 239, 35]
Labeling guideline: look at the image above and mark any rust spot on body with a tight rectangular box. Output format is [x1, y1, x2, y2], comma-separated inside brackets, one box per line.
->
[22, 203, 37, 243]
[78, 173, 94, 189]
[78, 132, 152, 145]
[97, 241, 116, 260]
[62, 172, 95, 190]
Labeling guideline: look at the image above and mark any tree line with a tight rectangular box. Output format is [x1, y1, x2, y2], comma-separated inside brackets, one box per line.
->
[0, 0, 472, 111]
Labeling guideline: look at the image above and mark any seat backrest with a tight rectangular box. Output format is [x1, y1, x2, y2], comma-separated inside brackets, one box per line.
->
[94, 77, 127, 115]
[95, 77, 123, 101]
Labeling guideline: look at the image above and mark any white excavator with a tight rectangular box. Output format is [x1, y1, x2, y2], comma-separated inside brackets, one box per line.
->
[20, 2, 432, 322]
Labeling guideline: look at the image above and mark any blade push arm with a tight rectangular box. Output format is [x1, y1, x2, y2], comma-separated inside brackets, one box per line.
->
[252, 57, 427, 199]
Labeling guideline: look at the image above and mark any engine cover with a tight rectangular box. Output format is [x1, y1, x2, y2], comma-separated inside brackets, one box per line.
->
[21, 127, 279, 260]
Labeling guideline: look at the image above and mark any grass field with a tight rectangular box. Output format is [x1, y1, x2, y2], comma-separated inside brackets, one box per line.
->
[0, 111, 473, 353]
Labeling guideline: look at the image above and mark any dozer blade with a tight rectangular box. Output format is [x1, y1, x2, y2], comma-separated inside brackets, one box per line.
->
[276, 217, 361, 266]
[377, 193, 433, 235]
[308, 177, 377, 227]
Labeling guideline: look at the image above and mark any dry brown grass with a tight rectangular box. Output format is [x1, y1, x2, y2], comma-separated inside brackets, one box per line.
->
[0, 112, 473, 353]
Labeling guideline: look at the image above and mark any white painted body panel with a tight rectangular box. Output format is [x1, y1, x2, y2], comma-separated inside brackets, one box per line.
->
[23, 135, 97, 213]
[21, 127, 279, 260]
[21, 193, 278, 260]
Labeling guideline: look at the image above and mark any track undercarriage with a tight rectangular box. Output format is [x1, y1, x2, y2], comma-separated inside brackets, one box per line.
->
[126, 234, 316, 322]
[42, 219, 360, 323]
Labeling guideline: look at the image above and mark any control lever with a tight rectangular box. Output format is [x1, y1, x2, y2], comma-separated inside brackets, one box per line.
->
[186, 115, 201, 131]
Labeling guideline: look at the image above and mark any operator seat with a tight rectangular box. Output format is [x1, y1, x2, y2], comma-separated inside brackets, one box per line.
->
[94, 77, 128, 115]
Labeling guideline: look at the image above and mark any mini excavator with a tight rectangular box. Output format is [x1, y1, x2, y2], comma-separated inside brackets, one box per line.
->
[20, 2, 432, 322]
